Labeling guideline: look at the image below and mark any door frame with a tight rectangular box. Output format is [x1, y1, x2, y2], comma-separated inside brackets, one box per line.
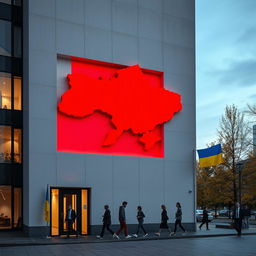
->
[50, 187, 91, 236]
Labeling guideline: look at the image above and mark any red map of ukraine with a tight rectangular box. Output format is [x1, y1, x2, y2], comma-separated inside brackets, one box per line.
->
[58, 65, 182, 151]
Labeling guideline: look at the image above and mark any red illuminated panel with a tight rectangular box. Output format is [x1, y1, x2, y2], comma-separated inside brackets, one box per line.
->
[57, 58, 182, 157]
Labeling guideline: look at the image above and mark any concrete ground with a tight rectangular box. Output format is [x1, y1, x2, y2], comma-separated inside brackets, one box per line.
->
[0, 222, 255, 247]
[0, 235, 255, 256]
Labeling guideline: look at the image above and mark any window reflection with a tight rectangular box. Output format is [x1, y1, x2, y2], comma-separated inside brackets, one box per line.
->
[0, 72, 11, 109]
[14, 76, 21, 110]
[0, 185, 11, 229]
[0, 126, 11, 163]
[0, 0, 11, 4]
[14, 27, 22, 58]
[0, 20, 11, 57]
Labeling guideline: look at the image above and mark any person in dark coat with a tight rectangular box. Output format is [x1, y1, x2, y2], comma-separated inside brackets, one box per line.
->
[172, 202, 186, 235]
[233, 202, 244, 236]
[113, 201, 131, 239]
[97, 205, 115, 239]
[243, 205, 251, 229]
[155, 205, 172, 236]
[133, 206, 148, 238]
[199, 207, 209, 230]
[65, 205, 77, 238]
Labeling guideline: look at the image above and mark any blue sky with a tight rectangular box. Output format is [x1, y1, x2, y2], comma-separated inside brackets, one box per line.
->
[196, 0, 256, 149]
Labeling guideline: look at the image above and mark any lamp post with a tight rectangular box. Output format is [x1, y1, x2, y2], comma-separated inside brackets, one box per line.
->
[236, 162, 243, 205]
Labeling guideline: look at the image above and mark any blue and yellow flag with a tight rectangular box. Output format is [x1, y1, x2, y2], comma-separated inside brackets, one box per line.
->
[197, 144, 224, 168]
[44, 185, 50, 223]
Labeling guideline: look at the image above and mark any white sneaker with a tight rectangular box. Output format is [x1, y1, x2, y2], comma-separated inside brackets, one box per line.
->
[143, 233, 149, 238]
[113, 233, 120, 239]
[170, 232, 175, 236]
[125, 235, 132, 239]
[132, 234, 138, 238]
[155, 232, 160, 236]
[96, 235, 103, 239]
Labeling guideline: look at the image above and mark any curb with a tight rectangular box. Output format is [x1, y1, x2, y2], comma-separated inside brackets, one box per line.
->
[0, 232, 256, 247]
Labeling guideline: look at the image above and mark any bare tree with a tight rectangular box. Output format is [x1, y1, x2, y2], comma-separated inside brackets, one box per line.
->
[217, 105, 250, 205]
[246, 104, 256, 117]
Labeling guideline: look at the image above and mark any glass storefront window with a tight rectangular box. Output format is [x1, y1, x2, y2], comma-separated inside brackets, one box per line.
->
[0, 185, 11, 229]
[14, 128, 21, 163]
[0, 20, 11, 57]
[13, 187, 22, 228]
[13, 26, 21, 58]
[0, 126, 11, 163]
[0, 72, 11, 109]
[14, 76, 21, 110]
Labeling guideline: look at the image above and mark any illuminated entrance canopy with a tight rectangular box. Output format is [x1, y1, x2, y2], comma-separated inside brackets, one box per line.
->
[57, 58, 182, 157]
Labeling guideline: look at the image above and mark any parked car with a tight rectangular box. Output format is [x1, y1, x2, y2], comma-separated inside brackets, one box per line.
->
[208, 209, 219, 217]
[218, 209, 229, 217]
[196, 210, 214, 222]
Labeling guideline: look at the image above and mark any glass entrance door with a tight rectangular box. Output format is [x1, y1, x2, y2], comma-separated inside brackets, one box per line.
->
[59, 189, 81, 236]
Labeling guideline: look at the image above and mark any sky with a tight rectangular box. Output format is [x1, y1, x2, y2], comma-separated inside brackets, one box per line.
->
[196, 0, 256, 149]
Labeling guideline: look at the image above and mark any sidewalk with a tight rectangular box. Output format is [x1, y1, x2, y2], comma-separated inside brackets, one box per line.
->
[0, 223, 255, 247]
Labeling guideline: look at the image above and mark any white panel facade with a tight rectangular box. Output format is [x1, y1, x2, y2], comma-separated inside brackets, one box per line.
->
[23, 0, 195, 232]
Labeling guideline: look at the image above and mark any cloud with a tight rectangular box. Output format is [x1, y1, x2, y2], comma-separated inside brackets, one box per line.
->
[237, 27, 256, 44]
[211, 59, 256, 87]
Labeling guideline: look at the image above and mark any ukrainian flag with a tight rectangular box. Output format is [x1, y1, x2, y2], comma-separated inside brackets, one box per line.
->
[197, 144, 224, 168]
[44, 185, 50, 223]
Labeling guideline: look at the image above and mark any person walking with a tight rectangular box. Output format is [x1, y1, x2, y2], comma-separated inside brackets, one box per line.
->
[155, 205, 172, 236]
[65, 205, 77, 238]
[133, 206, 148, 238]
[171, 202, 186, 235]
[233, 202, 244, 236]
[243, 205, 251, 229]
[113, 201, 132, 239]
[97, 205, 115, 239]
[199, 207, 209, 230]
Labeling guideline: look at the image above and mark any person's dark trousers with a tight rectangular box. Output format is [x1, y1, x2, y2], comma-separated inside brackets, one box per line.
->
[199, 220, 209, 230]
[67, 220, 73, 238]
[136, 220, 147, 235]
[174, 219, 185, 233]
[100, 224, 114, 237]
[116, 220, 128, 236]
[234, 218, 242, 235]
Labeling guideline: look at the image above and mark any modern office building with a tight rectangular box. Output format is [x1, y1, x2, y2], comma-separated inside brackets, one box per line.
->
[0, 0, 195, 236]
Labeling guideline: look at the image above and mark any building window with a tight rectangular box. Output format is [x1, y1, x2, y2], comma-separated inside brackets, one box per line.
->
[13, 26, 22, 58]
[0, 126, 21, 163]
[0, 185, 11, 229]
[0, 73, 22, 110]
[0, 20, 11, 57]
[14, 76, 21, 110]
[0, 0, 11, 5]
[0, 125, 11, 163]
[13, 187, 22, 228]
[14, 128, 21, 163]
[0, 72, 11, 109]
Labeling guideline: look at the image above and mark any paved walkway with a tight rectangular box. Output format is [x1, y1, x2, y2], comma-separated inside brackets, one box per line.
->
[0, 223, 255, 247]
[0, 235, 256, 256]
